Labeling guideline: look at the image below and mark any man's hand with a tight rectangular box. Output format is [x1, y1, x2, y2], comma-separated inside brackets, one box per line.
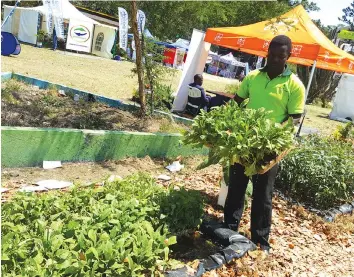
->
[282, 114, 302, 126]
[233, 94, 246, 105]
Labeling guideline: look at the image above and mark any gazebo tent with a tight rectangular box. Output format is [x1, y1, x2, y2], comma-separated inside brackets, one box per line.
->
[2, 1, 117, 59]
[204, 5, 354, 75]
[330, 74, 354, 122]
[173, 5, 354, 113]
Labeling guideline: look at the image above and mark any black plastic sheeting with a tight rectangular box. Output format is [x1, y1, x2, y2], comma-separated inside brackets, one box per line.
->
[324, 202, 354, 222]
[275, 190, 353, 223]
[165, 221, 256, 277]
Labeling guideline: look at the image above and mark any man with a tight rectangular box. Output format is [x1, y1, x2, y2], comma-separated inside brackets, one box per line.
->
[53, 27, 58, 51]
[225, 35, 305, 252]
[187, 74, 211, 113]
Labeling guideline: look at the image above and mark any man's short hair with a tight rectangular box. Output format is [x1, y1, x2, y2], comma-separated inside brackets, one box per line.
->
[194, 74, 203, 82]
[269, 35, 292, 55]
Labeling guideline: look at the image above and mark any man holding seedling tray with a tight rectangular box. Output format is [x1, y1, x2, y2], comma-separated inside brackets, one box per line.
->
[225, 35, 305, 252]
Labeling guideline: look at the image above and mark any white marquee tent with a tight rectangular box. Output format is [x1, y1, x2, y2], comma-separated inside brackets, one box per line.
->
[2, 1, 117, 59]
[329, 74, 354, 122]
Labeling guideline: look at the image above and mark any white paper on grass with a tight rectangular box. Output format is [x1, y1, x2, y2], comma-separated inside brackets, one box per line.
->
[0, 188, 10, 193]
[157, 174, 171, 181]
[19, 186, 48, 192]
[165, 161, 184, 172]
[36, 180, 73, 189]
[43, 161, 62, 169]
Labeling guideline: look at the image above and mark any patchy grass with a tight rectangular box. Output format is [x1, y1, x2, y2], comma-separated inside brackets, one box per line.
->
[2, 44, 232, 101]
[1, 80, 188, 134]
[303, 105, 345, 135]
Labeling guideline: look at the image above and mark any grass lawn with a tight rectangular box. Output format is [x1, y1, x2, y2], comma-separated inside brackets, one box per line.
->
[2, 44, 233, 101]
[2, 44, 344, 135]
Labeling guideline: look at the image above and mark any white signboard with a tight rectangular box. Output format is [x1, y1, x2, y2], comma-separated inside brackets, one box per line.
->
[137, 10, 146, 34]
[118, 7, 128, 50]
[66, 19, 94, 53]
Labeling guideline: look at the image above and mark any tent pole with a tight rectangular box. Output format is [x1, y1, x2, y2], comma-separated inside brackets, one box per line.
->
[296, 60, 317, 137]
[1, 0, 21, 29]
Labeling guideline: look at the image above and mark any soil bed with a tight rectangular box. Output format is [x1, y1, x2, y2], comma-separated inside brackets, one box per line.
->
[1, 80, 188, 133]
[1, 157, 353, 276]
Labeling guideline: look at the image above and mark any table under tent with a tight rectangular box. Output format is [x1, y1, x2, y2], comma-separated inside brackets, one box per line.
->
[172, 4, 354, 130]
[2, 0, 117, 59]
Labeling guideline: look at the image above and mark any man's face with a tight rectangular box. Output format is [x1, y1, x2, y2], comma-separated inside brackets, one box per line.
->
[267, 45, 290, 70]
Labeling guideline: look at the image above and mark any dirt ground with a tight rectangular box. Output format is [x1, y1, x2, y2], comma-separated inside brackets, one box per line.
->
[1, 80, 187, 133]
[1, 157, 353, 276]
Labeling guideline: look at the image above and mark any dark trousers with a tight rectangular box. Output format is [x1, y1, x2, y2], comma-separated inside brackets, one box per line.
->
[53, 30, 58, 50]
[224, 163, 279, 249]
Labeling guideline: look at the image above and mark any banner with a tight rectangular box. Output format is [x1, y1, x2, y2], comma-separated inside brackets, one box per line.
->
[118, 7, 128, 50]
[173, 48, 186, 70]
[256, 56, 263, 69]
[43, 0, 64, 39]
[42, 0, 53, 35]
[66, 19, 94, 53]
[137, 10, 146, 35]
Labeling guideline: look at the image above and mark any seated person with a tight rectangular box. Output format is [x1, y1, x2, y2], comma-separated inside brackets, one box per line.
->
[186, 74, 211, 115]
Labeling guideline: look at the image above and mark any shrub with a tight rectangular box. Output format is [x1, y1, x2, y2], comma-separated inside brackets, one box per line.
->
[1, 174, 204, 276]
[276, 135, 354, 209]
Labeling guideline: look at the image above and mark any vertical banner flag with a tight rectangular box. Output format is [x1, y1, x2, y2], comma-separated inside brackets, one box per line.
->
[118, 7, 128, 51]
[43, 0, 53, 35]
[137, 10, 146, 35]
[43, 0, 64, 39]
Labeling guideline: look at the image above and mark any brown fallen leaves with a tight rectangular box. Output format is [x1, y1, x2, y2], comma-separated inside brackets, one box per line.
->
[170, 167, 354, 277]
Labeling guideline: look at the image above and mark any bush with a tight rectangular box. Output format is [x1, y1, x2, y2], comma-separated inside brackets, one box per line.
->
[276, 135, 354, 209]
[132, 82, 174, 112]
[1, 174, 204, 276]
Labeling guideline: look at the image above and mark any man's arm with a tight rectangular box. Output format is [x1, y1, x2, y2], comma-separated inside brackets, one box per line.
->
[232, 74, 250, 105]
[199, 87, 210, 105]
[287, 80, 305, 125]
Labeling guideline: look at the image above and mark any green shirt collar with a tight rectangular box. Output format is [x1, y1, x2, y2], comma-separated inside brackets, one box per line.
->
[259, 65, 292, 76]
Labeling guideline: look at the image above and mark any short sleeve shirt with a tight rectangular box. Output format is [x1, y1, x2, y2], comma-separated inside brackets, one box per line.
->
[237, 66, 305, 123]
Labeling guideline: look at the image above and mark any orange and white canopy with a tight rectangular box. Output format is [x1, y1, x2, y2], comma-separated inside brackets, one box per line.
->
[204, 5, 354, 74]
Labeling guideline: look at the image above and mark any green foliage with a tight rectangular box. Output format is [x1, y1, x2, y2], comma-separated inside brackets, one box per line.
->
[339, 1, 354, 31]
[131, 37, 176, 113]
[276, 135, 354, 209]
[36, 30, 46, 42]
[1, 174, 204, 276]
[160, 188, 204, 234]
[1, 80, 21, 104]
[183, 100, 295, 176]
[332, 122, 354, 140]
[76, 1, 318, 41]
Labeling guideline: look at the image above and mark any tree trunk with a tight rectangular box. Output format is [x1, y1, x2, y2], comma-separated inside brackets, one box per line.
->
[131, 0, 146, 115]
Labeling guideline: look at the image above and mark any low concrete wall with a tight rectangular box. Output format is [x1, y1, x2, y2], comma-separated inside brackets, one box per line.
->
[1, 127, 207, 168]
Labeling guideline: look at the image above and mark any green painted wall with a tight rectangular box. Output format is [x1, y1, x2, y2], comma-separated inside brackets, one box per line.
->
[1, 127, 207, 168]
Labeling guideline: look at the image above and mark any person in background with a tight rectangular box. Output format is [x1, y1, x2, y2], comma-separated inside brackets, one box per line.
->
[53, 27, 58, 51]
[126, 43, 132, 60]
[188, 74, 211, 111]
[225, 35, 305, 254]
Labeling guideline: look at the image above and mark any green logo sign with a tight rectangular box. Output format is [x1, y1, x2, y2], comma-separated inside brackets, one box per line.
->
[70, 25, 90, 43]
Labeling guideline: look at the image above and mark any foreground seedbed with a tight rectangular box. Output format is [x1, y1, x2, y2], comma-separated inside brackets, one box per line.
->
[1, 157, 353, 276]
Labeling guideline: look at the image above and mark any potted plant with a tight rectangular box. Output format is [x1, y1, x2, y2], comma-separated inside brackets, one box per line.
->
[36, 30, 46, 48]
